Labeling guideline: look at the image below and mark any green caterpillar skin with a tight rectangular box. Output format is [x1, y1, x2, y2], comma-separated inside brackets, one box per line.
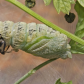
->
[0, 21, 72, 59]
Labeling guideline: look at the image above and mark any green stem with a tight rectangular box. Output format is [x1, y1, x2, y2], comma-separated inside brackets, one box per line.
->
[6, 0, 84, 45]
[14, 58, 57, 84]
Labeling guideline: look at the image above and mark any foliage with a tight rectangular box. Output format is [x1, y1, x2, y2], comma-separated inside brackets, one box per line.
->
[77, 0, 84, 7]
[43, 0, 75, 14]
[55, 78, 72, 84]
[43, 0, 52, 5]
[69, 1, 84, 54]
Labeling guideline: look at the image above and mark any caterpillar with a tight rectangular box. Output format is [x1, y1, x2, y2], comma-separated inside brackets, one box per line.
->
[25, 0, 35, 8]
[0, 21, 72, 59]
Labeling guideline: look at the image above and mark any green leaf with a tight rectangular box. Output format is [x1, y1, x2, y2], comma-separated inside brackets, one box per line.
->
[77, 0, 84, 7]
[53, 0, 75, 14]
[70, 0, 75, 4]
[55, 78, 72, 84]
[43, 0, 52, 5]
[69, 1, 84, 54]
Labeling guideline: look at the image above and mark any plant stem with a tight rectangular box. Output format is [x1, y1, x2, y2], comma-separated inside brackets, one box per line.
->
[6, 0, 84, 45]
[14, 58, 57, 84]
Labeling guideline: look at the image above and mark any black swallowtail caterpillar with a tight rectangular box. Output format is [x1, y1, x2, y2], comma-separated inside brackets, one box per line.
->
[0, 21, 72, 59]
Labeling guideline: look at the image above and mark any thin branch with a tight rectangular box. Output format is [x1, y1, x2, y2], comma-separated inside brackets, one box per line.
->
[14, 58, 57, 84]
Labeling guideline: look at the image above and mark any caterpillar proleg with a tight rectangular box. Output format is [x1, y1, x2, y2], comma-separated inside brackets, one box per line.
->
[0, 21, 72, 59]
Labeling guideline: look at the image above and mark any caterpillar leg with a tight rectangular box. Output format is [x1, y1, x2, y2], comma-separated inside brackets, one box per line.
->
[6, 49, 19, 53]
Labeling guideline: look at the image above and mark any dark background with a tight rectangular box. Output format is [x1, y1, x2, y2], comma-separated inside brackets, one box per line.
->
[0, 0, 84, 84]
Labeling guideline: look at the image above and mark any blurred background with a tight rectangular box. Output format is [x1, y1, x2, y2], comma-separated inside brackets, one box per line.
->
[0, 0, 84, 84]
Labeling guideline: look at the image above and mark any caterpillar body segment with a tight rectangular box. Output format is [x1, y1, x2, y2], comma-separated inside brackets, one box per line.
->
[0, 21, 72, 59]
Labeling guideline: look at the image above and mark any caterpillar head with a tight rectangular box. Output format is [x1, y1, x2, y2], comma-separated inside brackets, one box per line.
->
[0, 34, 9, 54]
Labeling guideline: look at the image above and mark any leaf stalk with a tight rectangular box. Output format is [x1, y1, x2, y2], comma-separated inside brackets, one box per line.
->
[14, 58, 57, 84]
[6, 0, 84, 45]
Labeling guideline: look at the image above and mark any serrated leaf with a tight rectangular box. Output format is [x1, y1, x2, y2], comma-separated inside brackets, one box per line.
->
[53, 0, 75, 14]
[69, 1, 84, 54]
[43, 0, 52, 5]
[77, 0, 84, 7]
[55, 78, 72, 84]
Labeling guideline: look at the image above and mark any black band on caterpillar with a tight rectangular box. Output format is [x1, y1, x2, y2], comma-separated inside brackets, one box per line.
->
[0, 21, 72, 59]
